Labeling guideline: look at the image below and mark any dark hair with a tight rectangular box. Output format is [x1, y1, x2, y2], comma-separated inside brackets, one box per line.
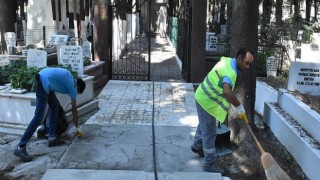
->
[236, 47, 254, 60]
[77, 78, 86, 94]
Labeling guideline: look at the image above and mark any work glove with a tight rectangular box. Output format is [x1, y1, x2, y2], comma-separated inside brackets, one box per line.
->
[76, 127, 84, 138]
[235, 104, 248, 124]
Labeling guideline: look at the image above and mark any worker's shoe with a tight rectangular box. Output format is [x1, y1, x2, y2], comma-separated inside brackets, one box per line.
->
[191, 145, 204, 157]
[14, 146, 33, 162]
[203, 163, 225, 174]
[48, 137, 65, 147]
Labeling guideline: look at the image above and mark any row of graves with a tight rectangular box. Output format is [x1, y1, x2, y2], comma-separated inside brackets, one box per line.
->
[256, 34, 320, 179]
[0, 33, 97, 133]
[0, 32, 92, 75]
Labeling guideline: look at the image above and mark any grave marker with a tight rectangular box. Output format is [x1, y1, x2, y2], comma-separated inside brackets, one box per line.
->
[288, 62, 320, 96]
[82, 40, 91, 59]
[0, 55, 9, 66]
[27, 49, 47, 68]
[300, 43, 320, 62]
[266, 56, 278, 77]
[47, 34, 68, 46]
[59, 45, 83, 75]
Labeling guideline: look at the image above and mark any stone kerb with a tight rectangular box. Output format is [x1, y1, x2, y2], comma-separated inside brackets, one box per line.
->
[277, 89, 320, 143]
[287, 61, 320, 96]
[264, 102, 320, 180]
[255, 81, 278, 115]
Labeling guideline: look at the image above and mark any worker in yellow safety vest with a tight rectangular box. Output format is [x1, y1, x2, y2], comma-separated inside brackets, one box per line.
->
[191, 47, 254, 174]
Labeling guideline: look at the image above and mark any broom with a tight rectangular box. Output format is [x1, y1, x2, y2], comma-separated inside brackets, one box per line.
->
[243, 116, 291, 180]
[214, 70, 290, 179]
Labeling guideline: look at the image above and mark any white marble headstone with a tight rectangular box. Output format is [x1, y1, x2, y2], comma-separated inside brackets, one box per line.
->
[27, 49, 47, 68]
[0, 55, 9, 66]
[300, 43, 320, 62]
[59, 45, 83, 75]
[288, 61, 320, 95]
[266, 56, 278, 77]
[82, 40, 91, 59]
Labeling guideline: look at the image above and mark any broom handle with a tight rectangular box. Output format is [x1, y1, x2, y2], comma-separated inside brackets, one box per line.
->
[245, 116, 266, 154]
[215, 70, 265, 154]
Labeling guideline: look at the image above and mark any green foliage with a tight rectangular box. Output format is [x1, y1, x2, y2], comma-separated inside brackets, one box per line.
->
[0, 59, 26, 85]
[10, 66, 41, 91]
[302, 24, 314, 43]
[83, 57, 91, 67]
[0, 59, 78, 92]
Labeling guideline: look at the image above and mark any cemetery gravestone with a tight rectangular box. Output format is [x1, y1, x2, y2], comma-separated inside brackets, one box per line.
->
[266, 56, 278, 77]
[0, 55, 9, 66]
[82, 40, 91, 59]
[300, 43, 320, 62]
[288, 61, 320, 96]
[4, 32, 16, 54]
[59, 45, 84, 75]
[27, 49, 47, 68]
[48, 34, 68, 46]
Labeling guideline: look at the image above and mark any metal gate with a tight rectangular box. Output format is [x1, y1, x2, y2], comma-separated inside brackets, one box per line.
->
[109, 2, 151, 81]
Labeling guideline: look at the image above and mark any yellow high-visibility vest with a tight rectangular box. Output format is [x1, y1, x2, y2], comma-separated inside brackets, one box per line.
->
[195, 57, 237, 123]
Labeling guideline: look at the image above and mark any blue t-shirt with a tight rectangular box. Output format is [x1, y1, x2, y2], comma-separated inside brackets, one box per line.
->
[39, 67, 77, 100]
[221, 58, 239, 88]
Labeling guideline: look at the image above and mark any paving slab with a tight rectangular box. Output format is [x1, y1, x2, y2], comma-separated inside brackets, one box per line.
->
[42, 169, 222, 180]
[86, 80, 198, 127]
[55, 124, 203, 173]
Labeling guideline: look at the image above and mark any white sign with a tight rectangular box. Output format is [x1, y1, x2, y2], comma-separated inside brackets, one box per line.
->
[59, 46, 83, 75]
[4, 32, 16, 46]
[0, 55, 9, 66]
[206, 32, 217, 52]
[47, 35, 68, 45]
[27, 49, 47, 68]
[266, 56, 278, 77]
[288, 62, 320, 96]
[82, 40, 91, 59]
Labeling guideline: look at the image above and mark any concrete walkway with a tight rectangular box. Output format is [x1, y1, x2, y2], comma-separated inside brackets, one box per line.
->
[0, 37, 224, 179]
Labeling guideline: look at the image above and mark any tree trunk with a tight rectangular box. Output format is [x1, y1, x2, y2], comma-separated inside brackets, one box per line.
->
[229, 1, 260, 174]
[315, 0, 319, 22]
[275, 0, 283, 27]
[261, 0, 272, 40]
[0, 0, 17, 54]
[306, 0, 312, 23]
[230, 0, 259, 136]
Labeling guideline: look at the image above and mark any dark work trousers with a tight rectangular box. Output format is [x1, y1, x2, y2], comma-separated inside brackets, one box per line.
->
[18, 74, 60, 147]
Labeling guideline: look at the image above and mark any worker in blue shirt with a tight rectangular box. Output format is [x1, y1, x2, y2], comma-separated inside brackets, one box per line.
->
[13, 67, 86, 162]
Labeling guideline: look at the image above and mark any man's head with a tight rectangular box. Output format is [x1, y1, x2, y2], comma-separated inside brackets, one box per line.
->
[77, 78, 86, 94]
[235, 47, 254, 72]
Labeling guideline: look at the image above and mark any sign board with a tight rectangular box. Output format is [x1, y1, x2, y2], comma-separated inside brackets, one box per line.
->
[4, 32, 16, 46]
[59, 45, 83, 75]
[266, 56, 278, 77]
[82, 40, 91, 59]
[0, 55, 9, 66]
[300, 43, 320, 62]
[47, 35, 68, 45]
[27, 49, 47, 68]
[287, 62, 320, 96]
[206, 32, 217, 52]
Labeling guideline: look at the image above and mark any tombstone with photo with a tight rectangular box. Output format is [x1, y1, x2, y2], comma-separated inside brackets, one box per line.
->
[59, 45, 84, 75]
